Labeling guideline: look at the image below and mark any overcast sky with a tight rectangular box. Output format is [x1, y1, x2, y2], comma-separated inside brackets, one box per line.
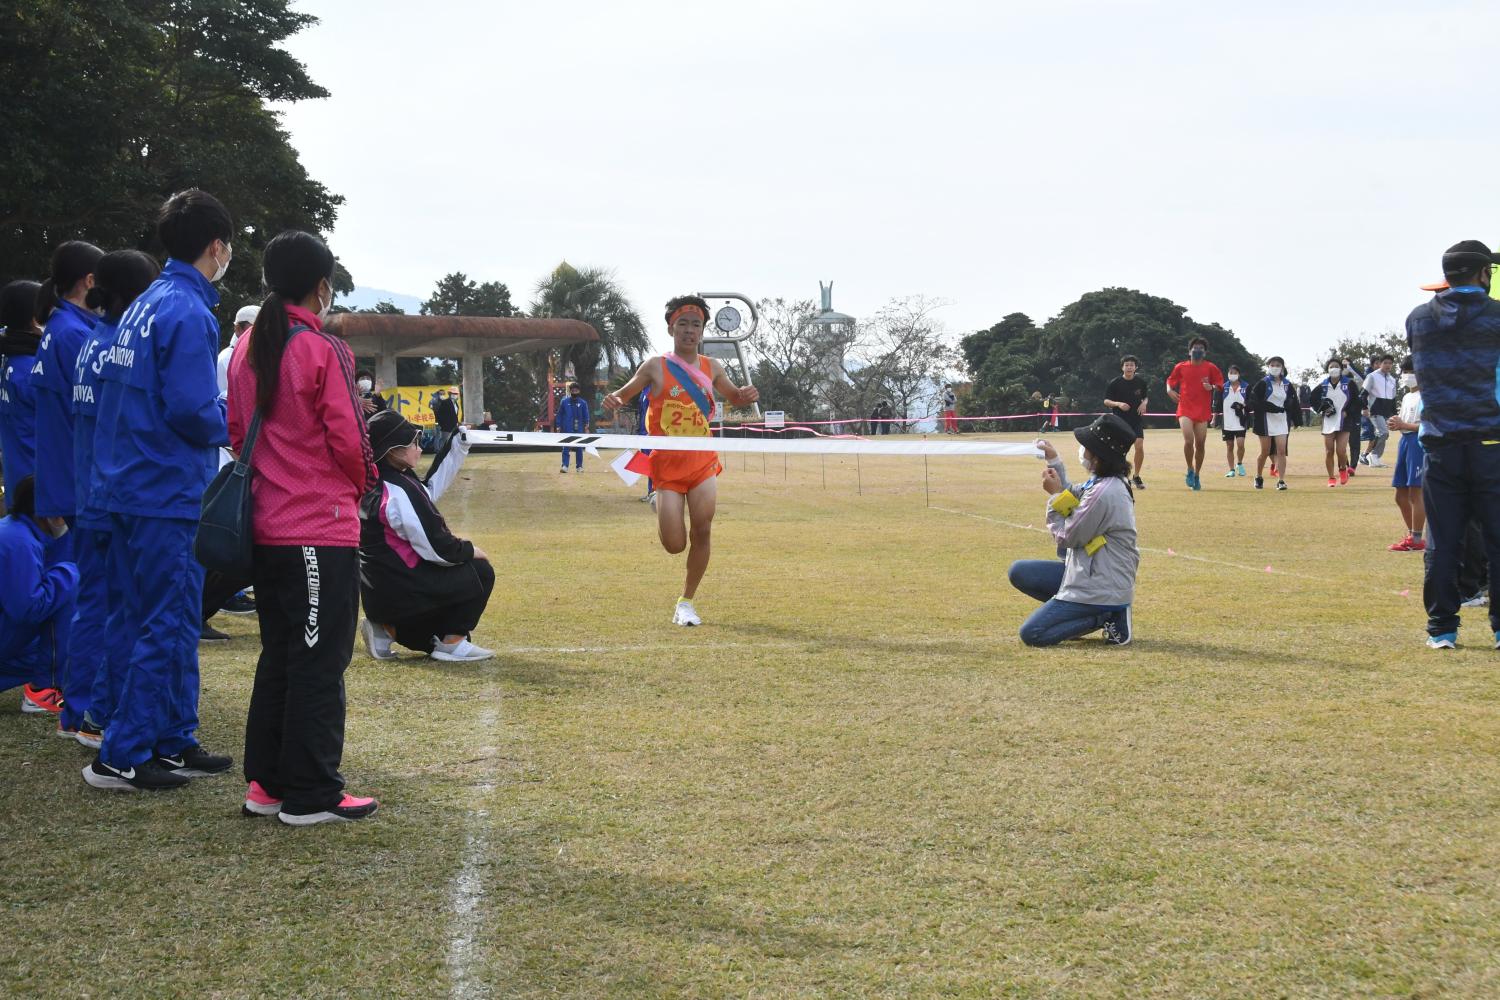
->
[279, 0, 1500, 369]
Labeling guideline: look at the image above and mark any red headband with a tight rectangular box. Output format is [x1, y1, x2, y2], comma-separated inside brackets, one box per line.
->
[669, 304, 706, 326]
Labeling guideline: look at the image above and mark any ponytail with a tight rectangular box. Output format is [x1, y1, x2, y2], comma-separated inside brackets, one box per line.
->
[33, 240, 104, 325]
[249, 230, 335, 413]
[249, 292, 291, 412]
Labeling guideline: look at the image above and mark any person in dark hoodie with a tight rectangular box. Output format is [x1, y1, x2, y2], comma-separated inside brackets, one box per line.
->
[1249, 356, 1300, 491]
[359, 409, 495, 663]
[0, 476, 79, 708]
[85, 189, 235, 793]
[62, 250, 160, 749]
[0, 282, 43, 511]
[1406, 240, 1500, 650]
[227, 229, 380, 826]
[30, 241, 103, 552]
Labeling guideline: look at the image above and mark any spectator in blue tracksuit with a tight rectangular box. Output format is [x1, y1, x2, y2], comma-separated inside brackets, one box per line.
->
[1, 281, 44, 505]
[0, 476, 79, 701]
[83, 189, 236, 793]
[1405, 240, 1500, 650]
[30, 241, 104, 548]
[60, 251, 161, 747]
[555, 381, 590, 472]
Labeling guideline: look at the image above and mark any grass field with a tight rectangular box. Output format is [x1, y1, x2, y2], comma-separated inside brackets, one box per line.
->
[3, 431, 1498, 999]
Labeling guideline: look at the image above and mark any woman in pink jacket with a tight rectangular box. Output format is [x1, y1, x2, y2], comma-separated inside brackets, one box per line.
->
[227, 231, 379, 826]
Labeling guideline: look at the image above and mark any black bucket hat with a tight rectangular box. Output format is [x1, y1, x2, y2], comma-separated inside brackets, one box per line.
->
[1073, 413, 1136, 461]
[368, 409, 421, 458]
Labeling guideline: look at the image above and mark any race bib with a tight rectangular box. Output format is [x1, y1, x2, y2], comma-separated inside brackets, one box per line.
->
[659, 397, 710, 437]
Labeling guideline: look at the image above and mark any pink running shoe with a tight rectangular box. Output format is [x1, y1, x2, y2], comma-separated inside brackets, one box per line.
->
[278, 793, 379, 826]
[243, 781, 283, 817]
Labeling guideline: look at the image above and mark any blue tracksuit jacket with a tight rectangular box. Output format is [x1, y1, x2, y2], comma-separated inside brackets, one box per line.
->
[94, 259, 228, 520]
[72, 319, 115, 529]
[31, 299, 97, 518]
[556, 394, 591, 433]
[0, 344, 40, 500]
[0, 513, 79, 691]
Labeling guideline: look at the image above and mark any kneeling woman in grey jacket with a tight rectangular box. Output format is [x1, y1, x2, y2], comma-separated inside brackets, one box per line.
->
[1007, 413, 1140, 646]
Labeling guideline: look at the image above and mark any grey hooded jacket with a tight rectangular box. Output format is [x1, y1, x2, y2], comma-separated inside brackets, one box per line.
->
[1044, 457, 1138, 606]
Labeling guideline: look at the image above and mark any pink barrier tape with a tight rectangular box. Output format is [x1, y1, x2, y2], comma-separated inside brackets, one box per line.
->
[719, 408, 1317, 429]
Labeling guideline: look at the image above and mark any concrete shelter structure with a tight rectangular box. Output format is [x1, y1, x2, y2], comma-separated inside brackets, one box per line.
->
[326, 313, 598, 421]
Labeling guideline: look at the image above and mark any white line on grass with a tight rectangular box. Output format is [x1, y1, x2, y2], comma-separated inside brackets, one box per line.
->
[447, 708, 497, 1000]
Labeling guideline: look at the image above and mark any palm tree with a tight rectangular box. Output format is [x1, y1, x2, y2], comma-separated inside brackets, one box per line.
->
[530, 262, 650, 404]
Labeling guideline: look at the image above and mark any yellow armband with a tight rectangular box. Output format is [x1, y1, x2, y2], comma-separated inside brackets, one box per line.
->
[1048, 490, 1080, 516]
[1084, 535, 1108, 556]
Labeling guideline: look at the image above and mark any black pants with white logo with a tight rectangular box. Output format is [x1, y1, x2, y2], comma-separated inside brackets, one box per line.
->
[388, 558, 496, 654]
[244, 544, 359, 812]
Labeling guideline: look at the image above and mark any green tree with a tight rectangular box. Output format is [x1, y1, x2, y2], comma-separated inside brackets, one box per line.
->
[0, 1, 348, 338]
[419, 272, 540, 426]
[964, 289, 1263, 421]
[1293, 329, 1408, 384]
[420, 273, 517, 319]
[530, 262, 648, 401]
[746, 298, 834, 418]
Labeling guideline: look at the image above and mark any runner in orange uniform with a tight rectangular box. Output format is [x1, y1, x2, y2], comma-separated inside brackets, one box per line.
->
[604, 295, 759, 626]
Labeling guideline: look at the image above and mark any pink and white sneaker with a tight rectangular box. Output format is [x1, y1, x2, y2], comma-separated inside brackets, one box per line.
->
[242, 781, 283, 817]
[278, 793, 379, 826]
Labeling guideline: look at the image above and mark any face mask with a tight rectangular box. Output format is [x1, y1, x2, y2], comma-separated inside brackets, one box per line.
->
[357, 379, 373, 393]
[1077, 444, 1095, 471]
[1190, 348, 1205, 361]
[1228, 372, 1239, 382]
[1402, 373, 1417, 389]
[210, 242, 231, 283]
[1268, 366, 1283, 377]
[1328, 368, 1341, 378]
[316, 285, 331, 323]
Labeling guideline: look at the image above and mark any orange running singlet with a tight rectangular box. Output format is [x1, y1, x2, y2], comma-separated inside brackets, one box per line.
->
[647, 354, 722, 494]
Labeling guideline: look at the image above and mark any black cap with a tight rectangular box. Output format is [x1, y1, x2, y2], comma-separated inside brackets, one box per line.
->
[368, 409, 420, 457]
[1442, 240, 1500, 279]
[1073, 413, 1136, 462]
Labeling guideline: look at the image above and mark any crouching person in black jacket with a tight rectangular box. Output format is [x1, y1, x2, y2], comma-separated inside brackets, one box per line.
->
[359, 410, 495, 663]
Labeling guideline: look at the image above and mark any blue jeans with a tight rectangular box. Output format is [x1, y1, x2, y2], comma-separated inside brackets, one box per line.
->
[1421, 439, 1500, 636]
[1008, 559, 1123, 647]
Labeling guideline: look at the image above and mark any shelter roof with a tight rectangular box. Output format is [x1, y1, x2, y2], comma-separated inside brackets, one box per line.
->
[327, 314, 597, 357]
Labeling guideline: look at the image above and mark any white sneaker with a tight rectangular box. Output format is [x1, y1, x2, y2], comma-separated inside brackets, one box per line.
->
[430, 637, 495, 662]
[672, 600, 702, 627]
[360, 618, 397, 660]
[648, 491, 657, 512]
[1368, 457, 1386, 468]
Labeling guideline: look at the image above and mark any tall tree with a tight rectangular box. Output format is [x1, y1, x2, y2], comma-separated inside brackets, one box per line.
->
[530, 262, 648, 401]
[0, 1, 348, 336]
[842, 296, 958, 426]
[419, 272, 536, 424]
[964, 289, 1263, 419]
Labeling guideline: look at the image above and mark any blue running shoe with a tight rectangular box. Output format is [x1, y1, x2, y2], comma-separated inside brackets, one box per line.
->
[1426, 633, 1457, 650]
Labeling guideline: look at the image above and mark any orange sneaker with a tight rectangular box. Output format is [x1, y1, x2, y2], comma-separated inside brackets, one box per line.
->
[1339, 468, 1351, 486]
[1327, 477, 1337, 488]
[21, 684, 63, 714]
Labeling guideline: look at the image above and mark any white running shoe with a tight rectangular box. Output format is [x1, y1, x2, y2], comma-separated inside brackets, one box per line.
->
[430, 637, 495, 662]
[1367, 457, 1386, 468]
[672, 600, 702, 627]
[360, 618, 397, 660]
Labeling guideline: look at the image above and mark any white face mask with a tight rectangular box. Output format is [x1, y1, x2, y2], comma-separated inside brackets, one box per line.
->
[1328, 368, 1342, 378]
[1402, 373, 1417, 389]
[357, 379, 373, 393]
[1228, 372, 1239, 382]
[1267, 366, 1283, 377]
[1077, 444, 1095, 471]
[210, 242, 231, 283]
[316, 284, 331, 323]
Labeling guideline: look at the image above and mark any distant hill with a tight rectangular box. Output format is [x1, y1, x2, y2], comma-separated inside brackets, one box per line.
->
[337, 286, 424, 314]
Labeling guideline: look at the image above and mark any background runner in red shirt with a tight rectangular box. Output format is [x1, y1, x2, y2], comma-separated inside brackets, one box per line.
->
[1164, 336, 1223, 491]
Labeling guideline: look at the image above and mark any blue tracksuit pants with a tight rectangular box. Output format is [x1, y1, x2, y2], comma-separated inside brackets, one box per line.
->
[0, 595, 74, 693]
[58, 524, 108, 729]
[99, 515, 203, 768]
